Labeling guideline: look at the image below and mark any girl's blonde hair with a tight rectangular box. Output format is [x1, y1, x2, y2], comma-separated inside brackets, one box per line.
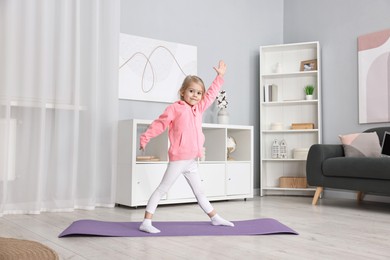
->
[179, 75, 205, 101]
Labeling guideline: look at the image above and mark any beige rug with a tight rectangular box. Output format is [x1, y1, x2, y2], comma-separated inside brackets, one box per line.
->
[0, 237, 59, 260]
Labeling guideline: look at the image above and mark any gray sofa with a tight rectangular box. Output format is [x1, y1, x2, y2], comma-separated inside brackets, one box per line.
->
[306, 127, 390, 205]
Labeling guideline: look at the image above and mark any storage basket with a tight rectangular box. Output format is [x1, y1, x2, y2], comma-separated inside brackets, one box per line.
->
[279, 177, 307, 188]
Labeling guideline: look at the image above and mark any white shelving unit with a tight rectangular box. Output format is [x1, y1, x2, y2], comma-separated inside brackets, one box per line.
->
[259, 41, 322, 196]
[116, 119, 253, 207]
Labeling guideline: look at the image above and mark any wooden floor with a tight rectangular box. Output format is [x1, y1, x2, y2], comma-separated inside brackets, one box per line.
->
[1, 196, 390, 259]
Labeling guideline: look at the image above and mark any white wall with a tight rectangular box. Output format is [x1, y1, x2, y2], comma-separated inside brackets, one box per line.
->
[118, 0, 390, 191]
[284, 0, 390, 144]
[119, 0, 284, 189]
[284, 0, 390, 202]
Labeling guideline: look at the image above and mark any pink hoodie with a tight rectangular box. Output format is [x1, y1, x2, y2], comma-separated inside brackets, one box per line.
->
[140, 75, 224, 161]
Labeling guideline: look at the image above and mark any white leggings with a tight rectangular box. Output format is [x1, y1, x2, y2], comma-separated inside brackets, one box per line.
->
[145, 159, 214, 215]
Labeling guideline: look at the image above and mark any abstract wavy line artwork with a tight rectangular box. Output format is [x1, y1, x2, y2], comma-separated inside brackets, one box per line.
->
[119, 34, 197, 103]
[358, 28, 390, 123]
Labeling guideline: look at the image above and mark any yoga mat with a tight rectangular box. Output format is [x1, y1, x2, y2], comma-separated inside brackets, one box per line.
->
[59, 218, 298, 237]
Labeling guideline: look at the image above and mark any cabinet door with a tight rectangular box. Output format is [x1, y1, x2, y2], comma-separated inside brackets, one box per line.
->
[134, 164, 167, 204]
[226, 163, 251, 195]
[168, 174, 196, 200]
[168, 164, 226, 200]
[199, 164, 225, 197]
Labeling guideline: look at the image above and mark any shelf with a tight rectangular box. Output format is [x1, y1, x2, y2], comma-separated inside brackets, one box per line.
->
[261, 129, 319, 133]
[202, 123, 253, 130]
[260, 41, 319, 52]
[135, 161, 168, 164]
[261, 100, 318, 105]
[226, 160, 251, 164]
[198, 161, 226, 164]
[261, 70, 317, 78]
[262, 159, 306, 162]
[145, 160, 251, 164]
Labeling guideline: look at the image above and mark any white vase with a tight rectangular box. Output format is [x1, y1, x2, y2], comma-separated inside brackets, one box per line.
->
[217, 108, 229, 124]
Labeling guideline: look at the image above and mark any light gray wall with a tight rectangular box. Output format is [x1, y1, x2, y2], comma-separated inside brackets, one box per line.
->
[284, 0, 390, 144]
[120, 0, 284, 189]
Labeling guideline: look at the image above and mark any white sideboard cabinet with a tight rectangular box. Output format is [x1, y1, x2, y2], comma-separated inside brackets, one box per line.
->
[116, 119, 253, 207]
[259, 42, 322, 196]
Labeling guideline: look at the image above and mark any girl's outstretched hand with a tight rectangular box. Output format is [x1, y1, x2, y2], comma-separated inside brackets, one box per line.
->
[214, 60, 227, 77]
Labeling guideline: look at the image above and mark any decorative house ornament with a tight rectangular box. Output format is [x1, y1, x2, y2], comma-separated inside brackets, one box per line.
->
[279, 139, 288, 159]
[271, 139, 280, 159]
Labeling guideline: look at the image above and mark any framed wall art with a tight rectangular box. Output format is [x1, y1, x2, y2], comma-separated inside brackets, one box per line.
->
[119, 34, 197, 103]
[358, 28, 390, 124]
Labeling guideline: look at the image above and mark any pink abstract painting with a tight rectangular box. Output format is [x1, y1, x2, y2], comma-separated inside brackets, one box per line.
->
[358, 28, 390, 124]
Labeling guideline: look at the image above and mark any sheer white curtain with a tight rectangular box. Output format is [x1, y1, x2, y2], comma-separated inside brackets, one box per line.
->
[0, 0, 119, 216]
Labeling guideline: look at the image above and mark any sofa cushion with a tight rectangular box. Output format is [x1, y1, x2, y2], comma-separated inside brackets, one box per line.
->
[339, 132, 381, 157]
[323, 157, 390, 180]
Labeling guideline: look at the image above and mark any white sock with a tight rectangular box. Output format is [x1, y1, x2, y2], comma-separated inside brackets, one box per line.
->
[211, 214, 234, 227]
[139, 219, 161, 233]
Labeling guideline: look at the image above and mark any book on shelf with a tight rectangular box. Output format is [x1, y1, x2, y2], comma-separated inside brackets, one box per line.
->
[263, 84, 278, 102]
[291, 123, 315, 129]
[136, 155, 160, 161]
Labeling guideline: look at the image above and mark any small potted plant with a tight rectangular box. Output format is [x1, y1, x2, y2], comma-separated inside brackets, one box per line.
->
[304, 85, 315, 100]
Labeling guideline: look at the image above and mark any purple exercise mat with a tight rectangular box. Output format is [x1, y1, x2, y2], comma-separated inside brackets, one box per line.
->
[59, 218, 298, 237]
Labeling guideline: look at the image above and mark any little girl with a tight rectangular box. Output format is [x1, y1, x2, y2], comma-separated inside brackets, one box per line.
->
[139, 60, 234, 233]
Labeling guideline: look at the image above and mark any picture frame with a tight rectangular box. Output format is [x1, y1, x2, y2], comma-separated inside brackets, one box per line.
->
[300, 59, 317, 71]
[119, 33, 197, 103]
[358, 28, 390, 123]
